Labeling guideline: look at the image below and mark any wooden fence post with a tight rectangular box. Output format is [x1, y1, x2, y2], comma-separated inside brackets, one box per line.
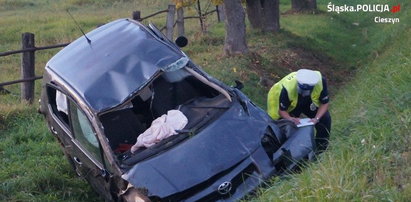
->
[166, 5, 176, 40]
[21, 32, 35, 104]
[177, 7, 185, 37]
[132, 11, 141, 21]
[217, 5, 225, 22]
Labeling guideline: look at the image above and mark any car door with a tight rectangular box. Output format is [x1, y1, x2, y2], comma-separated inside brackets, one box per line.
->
[45, 85, 76, 168]
[67, 100, 114, 200]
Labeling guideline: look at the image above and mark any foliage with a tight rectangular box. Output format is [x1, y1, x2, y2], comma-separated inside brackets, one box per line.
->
[172, 0, 196, 9]
[172, 0, 223, 9]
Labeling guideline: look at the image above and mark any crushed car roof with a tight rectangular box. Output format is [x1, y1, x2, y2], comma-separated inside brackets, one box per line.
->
[46, 19, 186, 112]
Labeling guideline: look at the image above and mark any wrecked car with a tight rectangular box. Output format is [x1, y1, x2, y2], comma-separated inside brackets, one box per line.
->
[39, 19, 316, 201]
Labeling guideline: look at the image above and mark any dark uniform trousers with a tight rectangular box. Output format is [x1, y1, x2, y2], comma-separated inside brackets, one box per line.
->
[289, 105, 332, 152]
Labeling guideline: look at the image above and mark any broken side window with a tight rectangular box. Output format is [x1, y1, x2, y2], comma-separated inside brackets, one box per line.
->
[46, 86, 69, 127]
[69, 101, 103, 163]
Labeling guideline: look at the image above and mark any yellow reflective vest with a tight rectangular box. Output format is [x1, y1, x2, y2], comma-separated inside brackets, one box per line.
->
[267, 71, 323, 120]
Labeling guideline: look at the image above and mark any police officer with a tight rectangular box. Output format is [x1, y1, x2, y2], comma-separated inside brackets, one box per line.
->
[267, 69, 331, 152]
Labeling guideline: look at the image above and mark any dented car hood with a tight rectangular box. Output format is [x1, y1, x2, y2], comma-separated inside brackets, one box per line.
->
[46, 19, 186, 112]
[122, 102, 268, 198]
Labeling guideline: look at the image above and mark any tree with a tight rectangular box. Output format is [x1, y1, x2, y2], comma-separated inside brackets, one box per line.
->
[246, 0, 263, 29]
[291, 0, 316, 12]
[261, 0, 280, 32]
[223, 0, 249, 55]
[173, 0, 248, 55]
[246, 0, 280, 32]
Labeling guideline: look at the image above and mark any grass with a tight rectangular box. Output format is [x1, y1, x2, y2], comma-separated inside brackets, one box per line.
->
[254, 27, 411, 202]
[253, 1, 411, 201]
[1, 0, 410, 201]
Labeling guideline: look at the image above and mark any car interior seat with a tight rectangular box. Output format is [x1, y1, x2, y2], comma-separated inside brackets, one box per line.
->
[151, 76, 201, 118]
[100, 108, 146, 152]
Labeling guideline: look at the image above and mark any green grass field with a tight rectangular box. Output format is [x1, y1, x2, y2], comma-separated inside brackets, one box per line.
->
[1, 0, 410, 201]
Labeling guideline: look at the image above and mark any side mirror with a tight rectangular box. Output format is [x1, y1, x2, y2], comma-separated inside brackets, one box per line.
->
[175, 36, 188, 48]
[234, 80, 244, 90]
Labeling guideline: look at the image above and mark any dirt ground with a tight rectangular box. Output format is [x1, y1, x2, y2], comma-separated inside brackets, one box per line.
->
[249, 47, 353, 96]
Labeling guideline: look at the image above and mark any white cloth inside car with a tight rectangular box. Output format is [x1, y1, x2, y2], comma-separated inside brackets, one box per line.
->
[131, 110, 188, 153]
[56, 90, 68, 115]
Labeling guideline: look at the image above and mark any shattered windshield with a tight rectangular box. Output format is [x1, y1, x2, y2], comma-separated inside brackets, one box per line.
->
[99, 67, 232, 161]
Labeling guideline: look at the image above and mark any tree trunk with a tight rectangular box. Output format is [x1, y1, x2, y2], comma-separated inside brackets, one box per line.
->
[223, 0, 248, 55]
[262, 0, 280, 32]
[216, 5, 225, 22]
[246, 0, 280, 32]
[291, 0, 317, 11]
[246, 0, 263, 29]
[177, 7, 185, 37]
[196, 0, 205, 32]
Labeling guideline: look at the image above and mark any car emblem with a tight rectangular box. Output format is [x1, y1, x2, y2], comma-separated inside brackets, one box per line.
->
[217, 181, 232, 195]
